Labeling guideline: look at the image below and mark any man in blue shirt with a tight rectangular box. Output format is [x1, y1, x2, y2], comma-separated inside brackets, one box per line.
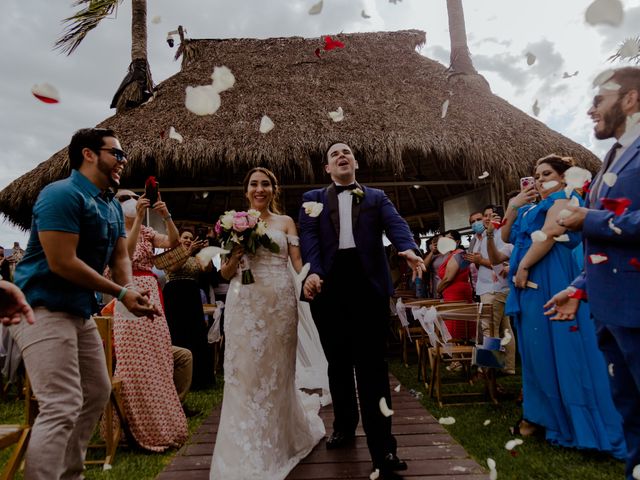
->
[9, 128, 158, 480]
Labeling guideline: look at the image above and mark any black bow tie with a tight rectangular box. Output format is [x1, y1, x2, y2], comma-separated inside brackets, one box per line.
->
[335, 183, 357, 194]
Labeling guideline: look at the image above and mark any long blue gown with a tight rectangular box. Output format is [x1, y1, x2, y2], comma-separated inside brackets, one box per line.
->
[505, 190, 626, 458]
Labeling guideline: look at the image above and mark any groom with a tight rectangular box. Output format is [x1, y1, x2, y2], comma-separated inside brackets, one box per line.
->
[299, 142, 425, 478]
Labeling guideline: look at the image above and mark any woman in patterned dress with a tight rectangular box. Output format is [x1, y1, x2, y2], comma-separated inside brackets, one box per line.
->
[112, 190, 187, 451]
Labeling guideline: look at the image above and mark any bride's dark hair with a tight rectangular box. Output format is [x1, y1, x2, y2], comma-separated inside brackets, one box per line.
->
[243, 167, 283, 214]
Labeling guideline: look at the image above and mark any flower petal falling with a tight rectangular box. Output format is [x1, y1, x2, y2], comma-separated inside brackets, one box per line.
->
[211, 66, 235, 93]
[483, 419, 491, 426]
[525, 52, 536, 65]
[31, 83, 60, 103]
[478, 171, 490, 179]
[151, 15, 161, 24]
[501, 329, 512, 346]
[441, 99, 450, 118]
[505, 438, 523, 450]
[169, 126, 183, 143]
[185, 85, 221, 115]
[328, 107, 344, 122]
[601, 197, 631, 215]
[589, 253, 608, 264]
[593, 69, 615, 88]
[438, 416, 456, 425]
[394, 384, 401, 392]
[608, 218, 622, 235]
[603, 172, 618, 187]
[531, 230, 548, 242]
[361, 9, 371, 19]
[369, 469, 380, 480]
[532, 99, 540, 117]
[542, 180, 559, 190]
[379, 397, 394, 417]
[585, 0, 624, 26]
[308, 0, 323, 15]
[554, 234, 570, 242]
[437, 237, 457, 255]
[564, 167, 592, 196]
[259, 115, 275, 134]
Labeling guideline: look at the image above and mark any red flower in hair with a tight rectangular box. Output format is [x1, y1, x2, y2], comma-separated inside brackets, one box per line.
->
[600, 197, 631, 216]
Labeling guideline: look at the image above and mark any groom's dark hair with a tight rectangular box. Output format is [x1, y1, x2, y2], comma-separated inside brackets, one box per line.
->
[323, 141, 352, 164]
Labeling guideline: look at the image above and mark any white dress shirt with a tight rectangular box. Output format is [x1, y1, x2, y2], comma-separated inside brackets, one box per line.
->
[337, 188, 356, 249]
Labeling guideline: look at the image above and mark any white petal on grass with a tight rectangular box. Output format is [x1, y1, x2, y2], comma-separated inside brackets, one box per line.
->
[619, 38, 640, 58]
[554, 234, 570, 242]
[532, 99, 540, 117]
[369, 469, 380, 480]
[394, 384, 401, 392]
[451, 466, 467, 472]
[437, 237, 457, 255]
[483, 419, 491, 426]
[438, 416, 456, 425]
[608, 218, 622, 235]
[603, 172, 618, 187]
[379, 397, 394, 417]
[103, 463, 113, 471]
[505, 438, 524, 450]
[169, 126, 183, 143]
[490, 468, 498, 480]
[542, 180, 559, 190]
[500, 329, 512, 346]
[211, 66, 235, 93]
[328, 107, 344, 122]
[593, 69, 615, 88]
[259, 115, 275, 134]
[525, 52, 536, 65]
[31, 83, 60, 103]
[151, 15, 161, 24]
[361, 9, 371, 18]
[585, 0, 624, 27]
[478, 171, 490, 179]
[531, 230, 548, 242]
[185, 85, 221, 115]
[589, 253, 608, 264]
[308, 0, 323, 15]
[441, 99, 450, 118]
[487, 458, 496, 470]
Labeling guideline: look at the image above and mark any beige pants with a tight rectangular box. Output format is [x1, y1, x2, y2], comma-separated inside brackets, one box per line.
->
[480, 291, 516, 373]
[172, 346, 193, 403]
[10, 308, 111, 480]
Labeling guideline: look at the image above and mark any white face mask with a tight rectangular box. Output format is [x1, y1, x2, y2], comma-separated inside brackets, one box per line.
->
[121, 199, 138, 218]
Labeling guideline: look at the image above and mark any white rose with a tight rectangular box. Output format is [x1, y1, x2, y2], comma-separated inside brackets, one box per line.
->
[247, 209, 261, 219]
[303, 201, 323, 218]
[255, 220, 267, 236]
[220, 210, 235, 229]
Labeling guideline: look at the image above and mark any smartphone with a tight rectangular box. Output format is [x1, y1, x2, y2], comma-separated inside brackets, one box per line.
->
[494, 205, 505, 218]
[196, 227, 208, 240]
[145, 176, 159, 206]
[520, 176, 535, 190]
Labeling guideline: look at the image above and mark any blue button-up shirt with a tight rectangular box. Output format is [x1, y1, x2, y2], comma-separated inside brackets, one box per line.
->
[15, 170, 125, 318]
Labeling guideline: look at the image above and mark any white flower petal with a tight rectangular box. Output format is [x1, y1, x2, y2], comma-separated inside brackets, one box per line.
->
[394, 384, 401, 392]
[451, 466, 467, 472]
[487, 458, 496, 470]
[302, 201, 323, 217]
[185, 85, 221, 115]
[593, 69, 615, 88]
[31, 82, 60, 103]
[151, 15, 161, 24]
[328, 107, 344, 122]
[568, 197, 580, 207]
[308, 0, 323, 15]
[589, 254, 608, 264]
[483, 419, 491, 426]
[603, 172, 618, 187]
[553, 234, 570, 242]
[437, 237, 457, 255]
[438, 416, 456, 425]
[500, 329, 512, 346]
[542, 180, 559, 190]
[259, 115, 275, 134]
[608, 218, 622, 235]
[169, 126, 183, 143]
[531, 230, 548, 242]
[478, 171, 490, 179]
[441, 99, 450, 119]
[103, 463, 113, 471]
[361, 9, 371, 18]
[196, 246, 230, 267]
[564, 166, 592, 192]
[619, 38, 640, 58]
[505, 439, 523, 450]
[526, 52, 536, 65]
[557, 209, 572, 220]
[601, 81, 621, 91]
[608, 363, 615, 377]
[585, 0, 624, 26]
[369, 469, 380, 480]
[379, 397, 394, 417]
[211, 66, 235, 93]
[532, 99, 540, 117]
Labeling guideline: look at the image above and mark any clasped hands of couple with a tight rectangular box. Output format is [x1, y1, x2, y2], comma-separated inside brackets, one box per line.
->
[302, 250, 426, 301]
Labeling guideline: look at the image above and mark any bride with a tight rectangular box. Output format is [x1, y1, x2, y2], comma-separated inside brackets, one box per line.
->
[210, 167, 325, 479]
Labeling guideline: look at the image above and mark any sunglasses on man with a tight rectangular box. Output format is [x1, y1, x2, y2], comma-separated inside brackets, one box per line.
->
[99, 147, 127, 163]
[117, 194, 140, 203]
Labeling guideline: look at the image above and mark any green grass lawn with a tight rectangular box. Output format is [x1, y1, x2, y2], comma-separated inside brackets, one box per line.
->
[0, 379, 223, 480]
[388, 358, 625, 480]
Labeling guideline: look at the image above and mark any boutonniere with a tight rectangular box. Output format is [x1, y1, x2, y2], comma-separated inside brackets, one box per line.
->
[302, 201, 324, 217]
[351, 187, 365, 204]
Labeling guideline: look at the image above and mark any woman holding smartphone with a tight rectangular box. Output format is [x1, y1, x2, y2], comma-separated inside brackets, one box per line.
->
[501, 155, 624, 457]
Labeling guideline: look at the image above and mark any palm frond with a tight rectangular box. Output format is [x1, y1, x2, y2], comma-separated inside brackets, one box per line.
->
[55, 0, 123, 55]
[608, 36, 640, 64]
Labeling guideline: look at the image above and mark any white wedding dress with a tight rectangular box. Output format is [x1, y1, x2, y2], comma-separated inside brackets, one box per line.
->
[210, 230, 325, 480]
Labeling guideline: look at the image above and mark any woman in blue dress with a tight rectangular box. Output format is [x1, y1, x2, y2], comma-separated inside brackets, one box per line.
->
[502, 154, 625, 457]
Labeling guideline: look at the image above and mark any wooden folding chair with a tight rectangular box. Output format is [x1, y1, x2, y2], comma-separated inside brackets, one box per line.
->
[0, 424, 30, 480]
[425, 302, 498, 407]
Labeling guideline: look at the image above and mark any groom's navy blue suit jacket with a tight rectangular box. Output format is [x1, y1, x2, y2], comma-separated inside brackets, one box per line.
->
[299, 184, 417, 298]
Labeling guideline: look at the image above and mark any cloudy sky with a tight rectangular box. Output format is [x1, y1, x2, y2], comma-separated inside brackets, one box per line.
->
[1, 0, 639, 247]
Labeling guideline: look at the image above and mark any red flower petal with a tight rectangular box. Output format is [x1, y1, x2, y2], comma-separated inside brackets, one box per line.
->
[314, 47, 321, 58]
[569, 325, 579, 332]
[630, 258, 640, 271]
[32, 93, 59, 104]
[600, 197, 632, 215]
[581, 180, 591, 193]
[323, 36, 345, 51]
[568, 288, 588, 300]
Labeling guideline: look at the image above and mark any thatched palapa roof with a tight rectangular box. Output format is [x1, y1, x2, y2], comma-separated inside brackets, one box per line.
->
[0, 29, 598, 232]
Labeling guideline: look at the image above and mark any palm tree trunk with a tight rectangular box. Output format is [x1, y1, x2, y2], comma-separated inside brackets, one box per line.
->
[446, 0, 478, 75]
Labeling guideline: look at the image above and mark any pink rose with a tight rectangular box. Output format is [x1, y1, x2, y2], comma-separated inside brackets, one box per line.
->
[232, 215, 251, 232]
[214, 220, 222, 235]
[247, 215, 258, 228]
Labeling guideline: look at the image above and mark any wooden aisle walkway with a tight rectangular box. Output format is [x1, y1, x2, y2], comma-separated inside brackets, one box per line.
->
[157, 376, 486, 479]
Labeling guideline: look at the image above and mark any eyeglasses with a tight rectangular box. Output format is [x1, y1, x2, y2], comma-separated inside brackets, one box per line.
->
[99, 147, 127, 163]
[117, 194, 139, 203]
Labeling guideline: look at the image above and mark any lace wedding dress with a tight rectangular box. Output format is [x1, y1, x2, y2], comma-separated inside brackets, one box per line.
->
[210, 230, 325, 480]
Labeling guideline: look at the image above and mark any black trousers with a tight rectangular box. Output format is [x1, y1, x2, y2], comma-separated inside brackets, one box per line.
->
[310, 249, 396, 466]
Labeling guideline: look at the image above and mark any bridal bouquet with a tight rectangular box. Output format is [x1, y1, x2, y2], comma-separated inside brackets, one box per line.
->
[213, 209, 279, 284]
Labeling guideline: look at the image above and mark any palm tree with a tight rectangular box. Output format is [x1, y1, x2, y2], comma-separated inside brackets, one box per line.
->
[55, 0, 153, 112]
[445, 0, 489, 90]
[609, 37, 640, 64]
